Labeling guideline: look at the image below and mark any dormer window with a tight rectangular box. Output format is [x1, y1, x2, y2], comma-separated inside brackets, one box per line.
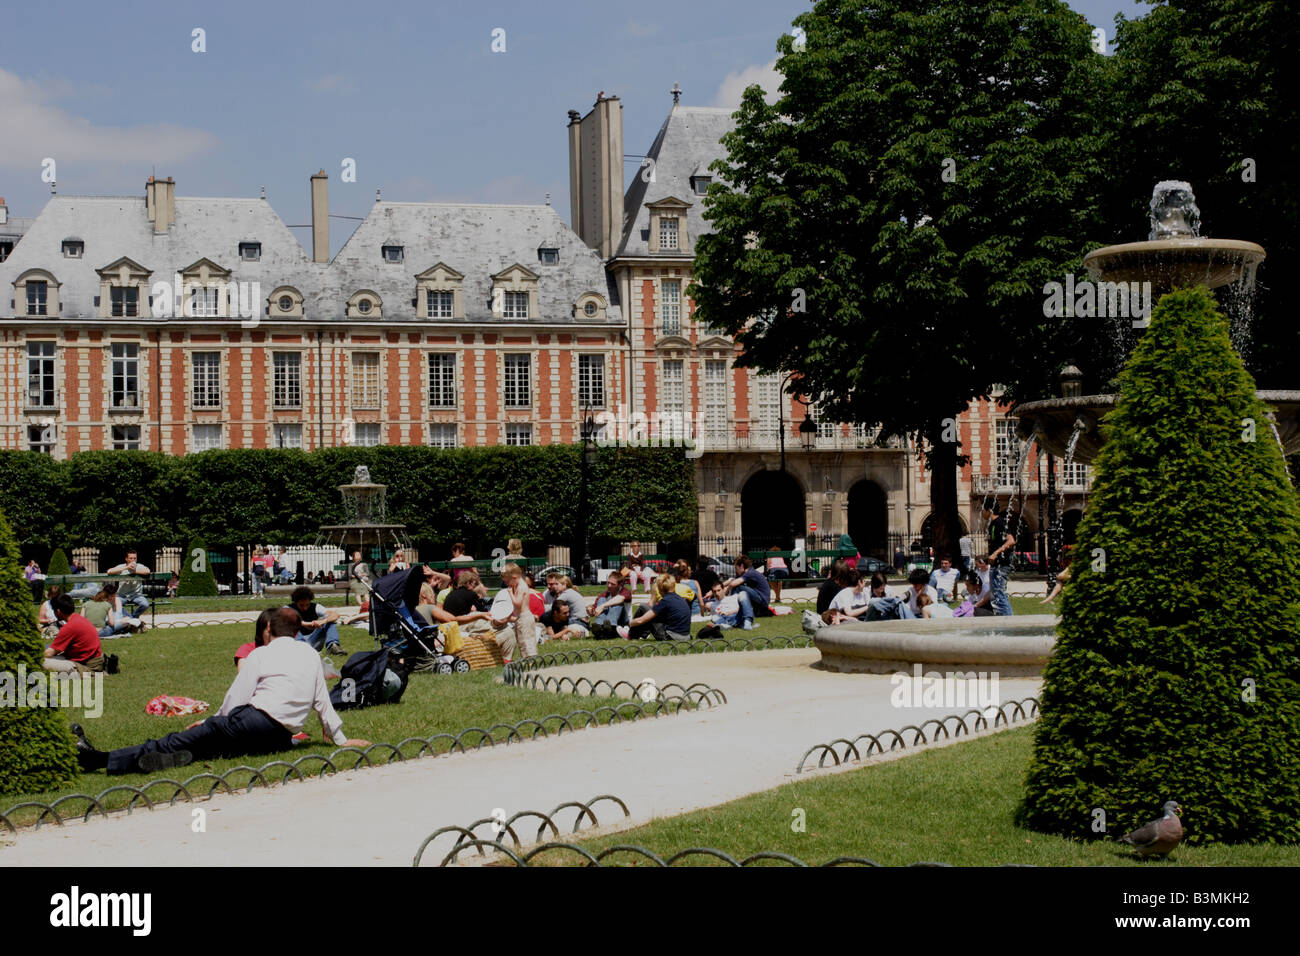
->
[358, 298, 373, 314]
[659, 217, 679, 250]
[490, 264, 540, 321]
[691, 175, 712, 195]
[382, 245, 404, 263]
[110, 287, 139, 317]
[62, 239, 84, 258]
[279, 295, 293, 311]
[538, 247, 559, 265]
[239, 242, 261, 261]
[503, 292, 529, 318]
[269, 286, 304, 318]
[583, 302, 597, 317]
[347, 290, 382, 319]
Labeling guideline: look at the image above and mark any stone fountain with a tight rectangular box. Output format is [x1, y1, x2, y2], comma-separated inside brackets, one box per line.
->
[1013, 181, 1291, 463]
[316, 465, 409, 557]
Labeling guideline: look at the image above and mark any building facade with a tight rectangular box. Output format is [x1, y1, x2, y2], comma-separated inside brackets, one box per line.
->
[0, 92, 1087, 558]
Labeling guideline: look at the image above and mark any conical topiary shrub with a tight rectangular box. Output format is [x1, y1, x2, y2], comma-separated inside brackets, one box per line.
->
[177, 540, 218, 597]
[1018, 286, 1300, 844]
[47, 548, 70, 576]
[0, 509, 80, 794]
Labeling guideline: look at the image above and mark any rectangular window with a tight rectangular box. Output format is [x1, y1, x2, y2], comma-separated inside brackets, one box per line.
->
[428, 353, 456, 408]
[111, 343, 140, 409]
[273, 353, 302, 408]
[995, 419, 1020, 488]
[578, 354, 605, 408]
[1062, 460, 1089, 488]
[239, 242, 261, 261]
[382, 245, 404, 263]
[351, 352, 380, 409]
[191, 352, 221, 408]
[659, 217, 679, 250]
[111, 425, 140, 450]
[62, 240, 83, 258]
[26, 341, 55, 408]
[26, 281, 48, 316]
[428, 423, 457, 448]
[661, 359, 685, 440]
[503, 354, 531, 408]
[660, 280, 681, 335]
[426, 290, 454, 318]
[190, 286, 220, 317]
[538, 248, 559, 265]
[27, 424, 55, 454]
[505, 423, 532, 446]
[273, 423, 303, 449]
[704, 360, 728, 447]
[353, 423, 381, 447]
[192, 424, 222, 451]
[109, 286, 139, 317]
[503, 291, 529, 318]
[0, 241, 14, 262]
[753, 374, 780, 444]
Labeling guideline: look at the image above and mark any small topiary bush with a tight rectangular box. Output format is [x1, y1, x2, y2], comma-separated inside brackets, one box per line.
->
[177, 539, 219, 597]
[46, 548, 70, 576]
[1018, 286, 1300, 844]
[0, 509, 80, 794]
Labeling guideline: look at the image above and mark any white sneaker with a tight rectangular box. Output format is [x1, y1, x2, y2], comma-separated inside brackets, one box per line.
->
[616, 626, 630, 640]
[742, 621, 758, 630]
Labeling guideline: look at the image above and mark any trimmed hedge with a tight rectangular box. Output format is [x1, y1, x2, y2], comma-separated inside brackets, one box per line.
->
[0, 444, 697, 551]
[47, 548, 70, 576]
[178, 539, 219, 597]
[1018, 287, 1300, 844]
[0, 508, 80, 794]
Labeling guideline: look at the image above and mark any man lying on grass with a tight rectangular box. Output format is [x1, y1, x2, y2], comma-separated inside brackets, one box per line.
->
[71, 607, 370, 775]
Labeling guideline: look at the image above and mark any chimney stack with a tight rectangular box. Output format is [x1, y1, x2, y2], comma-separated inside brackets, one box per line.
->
[311, 170, 329, 263]
[145, 176, 175, 234]
[567, 95, 624, 259]
[0, 197, 7, 225]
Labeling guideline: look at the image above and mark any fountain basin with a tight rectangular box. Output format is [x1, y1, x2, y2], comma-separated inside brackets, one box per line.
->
[815, 615, 1058, 677]
[1083, 237, 1265, 291]
[1014, 390, 1300, 463]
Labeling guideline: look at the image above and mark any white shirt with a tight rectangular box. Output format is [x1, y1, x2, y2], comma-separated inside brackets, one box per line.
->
[977, 568, 991, 594]
[218, 637, 346, 744]
[906, 585, 939, 616]
[926, 602, 954, 618]
[830, 587, 871, 613]
[490, 587, 517, 624]
[959, 536, 973, 557]
[930, 567, 960, 596]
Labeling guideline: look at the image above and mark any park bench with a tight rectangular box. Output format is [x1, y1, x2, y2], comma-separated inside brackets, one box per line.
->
[44, 572, 172, 627]
[744, 549, 858, 587]
[606, 553, 670, 571]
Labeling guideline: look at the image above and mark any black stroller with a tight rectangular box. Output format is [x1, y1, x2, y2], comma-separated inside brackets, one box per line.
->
[367, 564, 469, 675]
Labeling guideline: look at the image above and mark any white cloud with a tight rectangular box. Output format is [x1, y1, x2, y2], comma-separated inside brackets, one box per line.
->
[711, 59, 782, 109]
[0, 68, 218, 171]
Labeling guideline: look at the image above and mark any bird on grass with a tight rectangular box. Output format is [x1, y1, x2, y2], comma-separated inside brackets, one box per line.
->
[1119, 800, 1184, 859]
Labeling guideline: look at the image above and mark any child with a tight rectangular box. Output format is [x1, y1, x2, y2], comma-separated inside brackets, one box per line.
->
[488, 563, 536, 662]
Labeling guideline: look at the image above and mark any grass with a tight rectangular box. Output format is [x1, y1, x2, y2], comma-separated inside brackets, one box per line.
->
[523, 727, 1300, 867]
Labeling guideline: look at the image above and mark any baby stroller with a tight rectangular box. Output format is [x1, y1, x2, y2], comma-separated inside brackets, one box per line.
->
[367, 564, 469, 675]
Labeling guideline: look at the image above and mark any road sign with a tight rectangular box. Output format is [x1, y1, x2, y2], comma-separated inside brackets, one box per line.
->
[810, 522, 818, 532]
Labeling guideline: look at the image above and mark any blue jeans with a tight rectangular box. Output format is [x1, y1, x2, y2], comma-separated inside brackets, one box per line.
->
[123, 591, 149, 614]
[297, 621, 341, 651]
[990, 566, 1013, 616]
[866, 596, 904, 621]
[595, 604, 628, 627]
[735, 585, 769, 625]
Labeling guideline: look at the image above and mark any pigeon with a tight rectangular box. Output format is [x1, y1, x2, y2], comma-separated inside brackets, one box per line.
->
[1119, 800, 1184, 858]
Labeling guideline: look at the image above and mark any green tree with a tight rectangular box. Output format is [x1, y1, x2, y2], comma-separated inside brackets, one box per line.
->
[1018, 287, 1300, 844]
[177, 539, 219, 597]
[0, 508, 79, 794]
[690, 0, 1111, 559]
[47, 548, 70, 576]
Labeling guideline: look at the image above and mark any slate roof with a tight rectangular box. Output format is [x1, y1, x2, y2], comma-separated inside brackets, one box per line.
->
[0, 195, 323, 319]
[328, 202, 620, 324]
[617, 105, 737, 259]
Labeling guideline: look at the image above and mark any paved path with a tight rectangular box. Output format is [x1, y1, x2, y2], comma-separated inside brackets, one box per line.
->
[1, 650, 1039, 866]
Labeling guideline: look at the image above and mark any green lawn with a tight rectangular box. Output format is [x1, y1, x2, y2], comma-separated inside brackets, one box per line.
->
[522, 727, 1300, 867]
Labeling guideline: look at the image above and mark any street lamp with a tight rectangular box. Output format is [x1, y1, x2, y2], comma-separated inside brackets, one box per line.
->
[778, 371, 817, 471]
[576, 405, 596, 584]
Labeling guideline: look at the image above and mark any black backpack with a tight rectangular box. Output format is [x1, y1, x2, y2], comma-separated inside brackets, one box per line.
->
[329, 649, 408, 710]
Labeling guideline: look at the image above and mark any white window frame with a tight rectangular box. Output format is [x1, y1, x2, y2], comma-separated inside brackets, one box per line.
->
[428, 423, 457, 448]
[190, 286, 221, 318]
[704, 360, 728, 447]
[110, 343, 141, 409]
[28, 423, 55, 454]
[753, 374, 780, 444]
[503, 291, 529, 319]
[353, 423, 381, 447]
[426, 290, 454, 318]
[995, 419, 1020, 489]
[428, 353, 456, 408]
[504, 423, 532, 446]
[273, 353, 302, 409]
[578, 354, 605, 409]
[111, 424, 141, 450]
[26, 341, 56, 408]
[659, 216, 679, 251]
[503, 354, 531, 408]
[191, 351, 221, 409]
[192, 423, 222, 452]
[26, 281, 48, 316]
[351, 352, 381, 410]
[660, 280, 681, 335]
[661, 359, 685, 440]
[273, 423, 303, 449]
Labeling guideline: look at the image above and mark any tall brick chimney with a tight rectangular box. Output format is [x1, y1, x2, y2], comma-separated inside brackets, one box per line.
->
[311, 170, 329, 263]
[567, 94, 624, 259]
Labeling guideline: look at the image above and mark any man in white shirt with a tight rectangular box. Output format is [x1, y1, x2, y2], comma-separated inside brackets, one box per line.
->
[901, 568, 939, 619]
[958, 534, 974, 571]
[70, 608, 369, 775]
[929, 557, 960, 602]
[105, 548, 153, 616]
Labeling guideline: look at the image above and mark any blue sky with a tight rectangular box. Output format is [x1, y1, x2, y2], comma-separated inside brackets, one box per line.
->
[1, 0, 1147, 257]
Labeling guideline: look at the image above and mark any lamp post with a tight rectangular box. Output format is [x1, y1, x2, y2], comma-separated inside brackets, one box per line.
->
[778, 371, 818, 473]
[576, 405, 596, 584]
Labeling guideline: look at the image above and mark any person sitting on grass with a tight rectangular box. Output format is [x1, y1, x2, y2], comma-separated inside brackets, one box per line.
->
[543, 572, 590, 639]
[415, 567, 491, 631]
[589, 570, 632, 629]
[918, 591, 953, 619]
[824, 569, 871, 625]
[671, 560, 703, 614]
[900, 568, 939, 619]
[816, 559, 850, 616]
[70, 607, 370, 775]
[488, 563, 536, 662]
[764, 547, 790, 603]
[540, 598, 584, 642]
[722, 555, 771, 631]
[289, 585, 343, 656]
[618, 573, 692, 642]
[38, 584, 64, 640]
[82, 583, 139, 639]
[43, 594, 105, 673]
[693, 556, 721, 598]
[440, 570, 492, 634]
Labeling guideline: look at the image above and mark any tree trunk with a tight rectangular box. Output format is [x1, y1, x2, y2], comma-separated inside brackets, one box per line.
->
[926, 424, 963, 564]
